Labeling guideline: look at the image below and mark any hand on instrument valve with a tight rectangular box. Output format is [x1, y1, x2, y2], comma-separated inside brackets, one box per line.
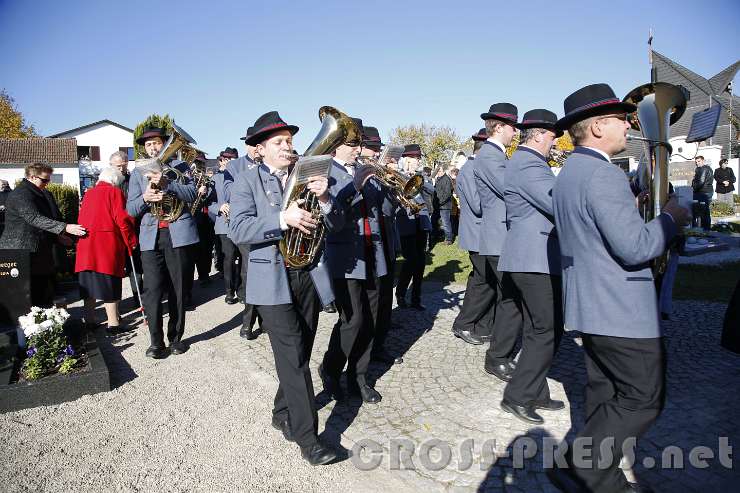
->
[219, 203, 230, 216]
[636, 190, 650, 209]
[143, 182, 164, 203]
[306, 176, 330, 203]
[662, 197, 691, 228]
[199, 185, 208, 195]
[353, 165, 375, 192]
[282, 201, 318, 234]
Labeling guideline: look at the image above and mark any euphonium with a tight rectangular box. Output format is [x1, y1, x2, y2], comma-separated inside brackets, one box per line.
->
[149, 123, 200, 222]
[279, 106, 362, 268]
[623, 82, 687, 276]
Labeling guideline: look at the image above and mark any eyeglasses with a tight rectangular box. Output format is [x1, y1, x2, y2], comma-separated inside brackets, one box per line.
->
[597, 113, 629, 123]
[34, 176, 51, 183]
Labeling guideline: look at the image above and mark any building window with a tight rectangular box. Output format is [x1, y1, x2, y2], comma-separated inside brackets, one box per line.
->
[76, 145, 101, 161]
[51, 173, 63, 184]
[119, 146, 135, 161]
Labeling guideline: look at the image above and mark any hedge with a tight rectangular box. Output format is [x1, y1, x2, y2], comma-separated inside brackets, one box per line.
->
[46, 183, 79, 224]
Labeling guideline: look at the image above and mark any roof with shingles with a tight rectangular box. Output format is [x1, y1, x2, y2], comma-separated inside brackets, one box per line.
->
[0, 138, 78, 164]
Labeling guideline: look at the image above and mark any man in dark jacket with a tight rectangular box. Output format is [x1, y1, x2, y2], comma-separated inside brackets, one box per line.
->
[0, 163, 86, 306]
[435, 167, 455, 244]
[0, 180, 10, 238]
[714, 158, 736, 204]
[691, 155, 714, 230]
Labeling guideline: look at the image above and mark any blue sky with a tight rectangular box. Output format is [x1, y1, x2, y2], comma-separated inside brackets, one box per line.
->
[1, 0, 738, 155]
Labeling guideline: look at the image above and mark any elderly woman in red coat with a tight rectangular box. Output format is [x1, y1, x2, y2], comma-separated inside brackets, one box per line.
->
[75, 167, 138, 332]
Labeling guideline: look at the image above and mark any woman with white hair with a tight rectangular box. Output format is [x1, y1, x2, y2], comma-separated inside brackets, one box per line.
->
[75, 167, 138, 332]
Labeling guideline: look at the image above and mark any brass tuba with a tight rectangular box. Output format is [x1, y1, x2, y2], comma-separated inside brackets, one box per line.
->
[149, 123, 200, 222]
[279, 106, 362, 268]
[623, 82, 687, 275]
[358, 144, 425, 212]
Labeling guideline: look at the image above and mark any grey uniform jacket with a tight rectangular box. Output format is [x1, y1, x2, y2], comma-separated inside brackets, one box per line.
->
[474, 141, 509, 256]
[208, 171, 229, 235]
[223, 156, 256, 202]
[325, 161, 391, 280]
[455, 157, 482, 252]
[499, 147, 560, 275]
[395, 195, 432, 237]
[552, 147, 678, 338]
[228, 163, 344, 307]
[126, 165, 199, 251]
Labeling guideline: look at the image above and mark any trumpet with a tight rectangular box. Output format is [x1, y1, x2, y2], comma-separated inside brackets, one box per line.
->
[358, 145, 425, 213]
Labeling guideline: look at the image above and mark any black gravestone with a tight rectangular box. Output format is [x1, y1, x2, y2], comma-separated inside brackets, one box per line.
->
[0, 249, 31, 329]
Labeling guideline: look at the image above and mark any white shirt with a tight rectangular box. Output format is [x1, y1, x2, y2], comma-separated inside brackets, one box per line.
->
[583, 146, 612, 163]
[334, 158, 354, 176]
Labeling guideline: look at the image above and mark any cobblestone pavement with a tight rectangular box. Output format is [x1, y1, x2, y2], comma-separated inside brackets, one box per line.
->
[217, 281, 740, 492]
[4, 276, 738, 492]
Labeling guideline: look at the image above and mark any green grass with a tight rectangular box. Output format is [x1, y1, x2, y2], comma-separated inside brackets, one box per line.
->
[406, 240, 739, 303]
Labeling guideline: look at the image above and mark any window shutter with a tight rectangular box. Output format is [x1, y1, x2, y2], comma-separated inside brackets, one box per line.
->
[90, 146, 101, 161]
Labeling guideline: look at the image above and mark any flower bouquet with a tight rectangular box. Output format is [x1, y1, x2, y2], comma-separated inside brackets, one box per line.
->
[18, 306, 78, 381]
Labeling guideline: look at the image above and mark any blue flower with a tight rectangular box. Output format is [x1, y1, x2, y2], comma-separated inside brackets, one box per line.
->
[26, 347, 37, 357]
[64, 345, 75, 356]
[56, 355, 65, 363]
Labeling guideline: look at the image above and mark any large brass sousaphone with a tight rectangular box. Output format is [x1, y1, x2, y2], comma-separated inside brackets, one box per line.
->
[279, 106, 362, 268]
[623, 82, 687, 275]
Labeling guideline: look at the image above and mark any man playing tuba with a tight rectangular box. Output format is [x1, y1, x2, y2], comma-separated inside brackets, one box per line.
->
[228, 111, 344, 466]
[126, 126, 199, 359]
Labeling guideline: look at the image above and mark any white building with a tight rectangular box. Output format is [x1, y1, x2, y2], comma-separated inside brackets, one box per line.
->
[0, 138, 79, 188]
[48, 119, 135, 188]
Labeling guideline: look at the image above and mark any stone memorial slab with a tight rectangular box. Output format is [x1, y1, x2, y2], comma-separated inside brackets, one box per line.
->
[0, 249, 30, 329]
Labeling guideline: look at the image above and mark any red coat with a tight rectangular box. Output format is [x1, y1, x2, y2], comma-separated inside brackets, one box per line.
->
[75, 181, 138, 277]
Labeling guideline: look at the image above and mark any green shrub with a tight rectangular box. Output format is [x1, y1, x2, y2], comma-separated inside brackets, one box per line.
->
[734, 194, 740, 205]
[710, 201, 734, 217]
[46, 183, 79, 224]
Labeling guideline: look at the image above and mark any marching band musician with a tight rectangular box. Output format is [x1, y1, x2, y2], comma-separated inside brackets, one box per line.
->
[361, 126, 402, 366]
[547, 84, 689, 492]
[497, 109, 565, 425]
[394, 144, 432, 312]
[210, 147, 241, 304]
[191, 152, 216, 291]
[229, 111, 343, 466]
[126, 126, 199, 359]
[225, 127, 261, 339]
[452, 129, 495, 345]
[474, 103, 524, 383]
[319, 118, 390, 405]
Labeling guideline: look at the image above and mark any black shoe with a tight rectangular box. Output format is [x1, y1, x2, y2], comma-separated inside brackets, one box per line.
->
[546, 465, 587, 493]
[371, 350, 402, 365]
[319, 364, 344, 401]
[410, 302, 426, 311]
[501, 399, 544, 424]
[396, 297, 408, 309]
[323, 303, 337, 313]
[145, 346, 168, 359]
[484, 363, 513, 382]
[349, 382, 382, 404]
[479, 334, 492, 342]
[225, 292, 238, 305]
[534, 398, 565, 411]
[300, 441, 338, 466]
[453, 329, 484, 345]
[271, 415, 294, 442]
[240, 326, 257, 340]
[169, 341, 188, 355]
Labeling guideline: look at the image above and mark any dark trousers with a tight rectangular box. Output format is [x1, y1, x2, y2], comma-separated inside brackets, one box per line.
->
[237, 244, 259, 330]
[213, 233, 224, 272]
[374, 257, 395, 355]
[452, 251, 496, 338]
[195, 218, 215, 280]
[693, 192, 712, 230]
[439, 209, 453, 242]
[503, 273, 563, 406]
[483, 255, 523, 367]
[219, 234, 240, 295]
[257, 269, 321, 448]
[30, 274, 54, 307]
[126, 247, 144, 303]
[322, 276, 380, 383]
[571, 335, 666, 493]
[140, 228, 191, 347]
[396, 231, 428, 304]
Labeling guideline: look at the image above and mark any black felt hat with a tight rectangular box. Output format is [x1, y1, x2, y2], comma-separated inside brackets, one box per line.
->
[219, 147, 239, 159]
[472, 128, 487, 142]
[402, 144, 422, 158]
[517, 109, 564, 137]
[135, 127, 168, 145]
[239, 126, 255, 142]
[556, 83, 636, 131]
[362, 126, 383, 148]
[244, 112, 299, 146]
[480, 103, 518, 124]
[194, 151, 207, 163]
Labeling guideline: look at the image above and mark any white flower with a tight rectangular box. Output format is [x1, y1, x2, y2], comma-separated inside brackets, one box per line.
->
[30, 306, 42, 314]
[18, 315, 30, 328]
[24, 324, 41, 337]
[40, 320, 54, 329]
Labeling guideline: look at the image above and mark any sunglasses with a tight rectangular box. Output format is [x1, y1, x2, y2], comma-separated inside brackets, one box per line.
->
[34, 176, 51, 183]
[598, 113, 629, 123]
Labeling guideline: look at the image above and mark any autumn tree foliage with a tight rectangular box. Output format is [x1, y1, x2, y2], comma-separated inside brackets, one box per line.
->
[0, 89, 38, 138]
